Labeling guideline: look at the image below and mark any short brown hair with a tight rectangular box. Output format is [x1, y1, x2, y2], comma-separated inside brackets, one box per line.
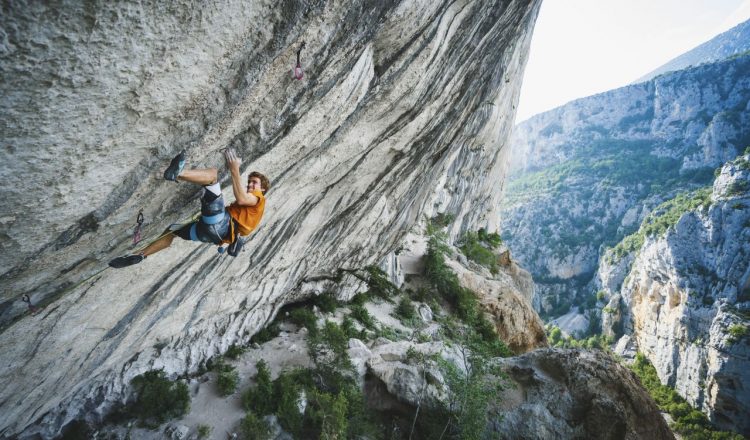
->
[248, 171, 270, 193]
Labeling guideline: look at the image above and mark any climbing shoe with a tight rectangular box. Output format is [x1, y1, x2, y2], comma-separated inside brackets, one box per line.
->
[108, 254, 145, 269]
[163, 150, 186, 182]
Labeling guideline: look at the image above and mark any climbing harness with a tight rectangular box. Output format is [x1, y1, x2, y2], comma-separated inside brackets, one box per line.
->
[133, 209, 144, 244]
[293, 41, 306, 80]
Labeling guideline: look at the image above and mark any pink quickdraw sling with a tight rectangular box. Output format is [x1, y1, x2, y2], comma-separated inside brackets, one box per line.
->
[293, 41, 306, 80]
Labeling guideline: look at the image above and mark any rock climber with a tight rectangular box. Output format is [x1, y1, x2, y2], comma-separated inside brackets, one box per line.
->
[108, 148, 269, 268]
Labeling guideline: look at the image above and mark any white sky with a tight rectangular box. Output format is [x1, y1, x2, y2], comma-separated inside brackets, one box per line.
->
[516, 0, 750, 122]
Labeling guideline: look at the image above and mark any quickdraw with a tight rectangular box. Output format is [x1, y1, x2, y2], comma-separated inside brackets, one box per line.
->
[21, 294, 40, 315]
[293, 41, 306, 80]
[133, 209, 144, 244]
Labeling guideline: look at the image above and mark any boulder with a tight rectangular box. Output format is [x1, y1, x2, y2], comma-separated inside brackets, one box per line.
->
[492, 349, 674, 440]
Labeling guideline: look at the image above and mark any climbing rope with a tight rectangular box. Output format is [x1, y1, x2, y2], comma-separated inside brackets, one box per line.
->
[9, 211, 200, 327]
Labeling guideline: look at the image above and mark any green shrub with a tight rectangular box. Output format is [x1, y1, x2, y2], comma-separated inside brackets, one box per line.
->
[435, 336, 507, 439]
[364, 265, 399, 300]
[630, 354, 743, 439]
[341, 315, 366, 340]
[545, 325, 612, 349]
[349, 304, 376, 329]
[243, 360, 275, 415]
[425, 230, 511, 357]
[430, 212, 455, 229]
[130, 370, 190, 424]
[197, 424, 211, 439]
[60, 420, 92, 440]
[596, 291, 606, 301]
[275, 373, 305, 435]
[320, 320, 349, 359]
[459, 231, 499, 274]
[289, 308, 319, 336]
[251, 321, 281, 344]
[217, 368, 240, 396]
[240, 411, 272, 440]
[395, 297, 416, 321]
[727, 324, 748, 344]
[610, 187, 712, 263]
[312, 292, 339, 313]
[306, 389, 348, 439]
[225, 344, 245, 360]
[726, 180, 749, 197]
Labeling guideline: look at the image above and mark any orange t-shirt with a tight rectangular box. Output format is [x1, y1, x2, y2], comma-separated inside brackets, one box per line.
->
[225, 189, 265, 239]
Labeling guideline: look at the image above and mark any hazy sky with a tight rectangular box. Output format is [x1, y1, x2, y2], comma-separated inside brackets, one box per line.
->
[516, 0, 750, 122]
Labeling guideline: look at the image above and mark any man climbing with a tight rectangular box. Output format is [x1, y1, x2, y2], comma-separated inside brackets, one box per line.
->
[109, 148, 269, 268]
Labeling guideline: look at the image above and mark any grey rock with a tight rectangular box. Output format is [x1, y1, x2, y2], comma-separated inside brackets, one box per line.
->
[492, 349, 674, 440]
[502, 53, 750, 318]
[366, 341, 455, 409]
[615, 158, 750, 435]
[0, 0, 542, 437]
[417, 304, 433, 323]
[164, 424, 190, 440]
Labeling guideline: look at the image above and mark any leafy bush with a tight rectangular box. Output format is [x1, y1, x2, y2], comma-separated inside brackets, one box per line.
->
[610, 187, 712, 262]
[726, 180, 749, 197]
[210, 358, 239, 396]
[395, 297, 417, 321]
[341, 315, 366, 340]
[225, 344, 245, 360]
[433, 338, 508, 439]
[349, 304, 376, 329]
[459, 230, 500, 274]
[630, 353, 743, 439]
[197, 424, 211, 439]
[243, 360, 275, 415]
[430, 212, 455, 229]
[727, 324, 748, 344]
[364, 265, 400, 300]
[289, 308, 319, 336]
[60, 420, 92, 440]
[130, 370, 190, 424]
[251, 321, 281, 344]
[425, 231, 511, 358]
[240, 411, 272, 440]
[217, 369, 240, 396]
[545, 324, 612, 349]
[312, 292, 339, 313]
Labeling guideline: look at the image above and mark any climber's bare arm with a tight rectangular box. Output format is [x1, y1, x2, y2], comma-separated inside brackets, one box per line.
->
[225, 148, 259, 206]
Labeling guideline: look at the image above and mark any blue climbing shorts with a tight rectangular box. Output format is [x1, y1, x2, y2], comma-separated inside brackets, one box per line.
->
[175, 184, 230, 245]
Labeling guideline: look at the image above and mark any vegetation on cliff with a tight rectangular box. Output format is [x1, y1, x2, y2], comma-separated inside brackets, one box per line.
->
[630, 353, 743, 440]
[608, 187, 713, 262]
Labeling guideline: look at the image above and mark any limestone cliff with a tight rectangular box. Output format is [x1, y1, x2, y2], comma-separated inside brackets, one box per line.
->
[0, 0, 541, 437]
[500, 52, 750, 319]
[599, 155, 750, 435]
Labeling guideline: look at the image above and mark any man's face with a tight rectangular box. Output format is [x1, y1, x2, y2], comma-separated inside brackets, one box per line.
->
[247, 176, 263, 193]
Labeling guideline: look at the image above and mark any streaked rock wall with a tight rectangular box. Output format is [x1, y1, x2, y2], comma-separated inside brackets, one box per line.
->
[0, 0, 540, 437]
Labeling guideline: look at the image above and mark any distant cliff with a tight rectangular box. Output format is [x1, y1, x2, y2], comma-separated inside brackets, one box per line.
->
[598, 153, 750, 435]
[500, 53, 750, 320]
[0, 1, 541, 437]
[637, 18, 750, 82]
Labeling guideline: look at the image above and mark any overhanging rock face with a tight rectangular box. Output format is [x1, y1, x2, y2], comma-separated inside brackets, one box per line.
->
[0, 0, 540, 437]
